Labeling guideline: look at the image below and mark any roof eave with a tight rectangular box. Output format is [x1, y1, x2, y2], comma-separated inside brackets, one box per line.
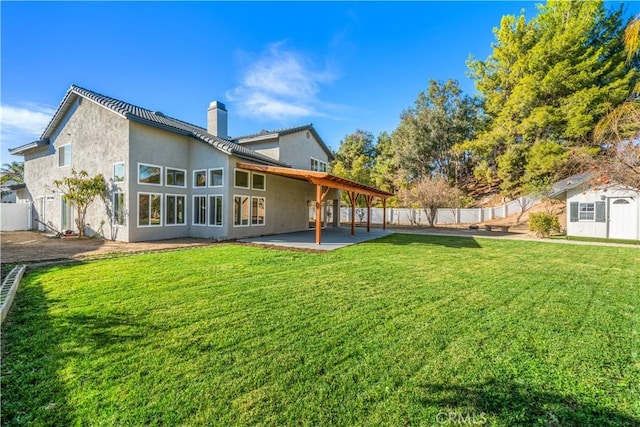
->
[235, 133, 279, 144]
[8, 139, 49, 155]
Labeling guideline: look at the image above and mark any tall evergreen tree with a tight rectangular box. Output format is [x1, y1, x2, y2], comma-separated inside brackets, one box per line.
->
[464, 0, 637, 194]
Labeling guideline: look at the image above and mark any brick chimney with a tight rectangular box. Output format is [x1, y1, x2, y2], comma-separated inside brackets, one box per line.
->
[207, 101, 227, 138]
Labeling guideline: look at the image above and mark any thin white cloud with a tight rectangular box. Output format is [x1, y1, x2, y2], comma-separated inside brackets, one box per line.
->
[227, 42, 346, 121]
[1, 104, 55, 147]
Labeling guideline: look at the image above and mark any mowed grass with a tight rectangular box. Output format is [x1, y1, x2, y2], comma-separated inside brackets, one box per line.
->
[2, 234, 639, 426]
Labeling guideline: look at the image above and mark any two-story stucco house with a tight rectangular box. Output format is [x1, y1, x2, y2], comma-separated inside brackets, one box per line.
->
[9, 85, 391, 243]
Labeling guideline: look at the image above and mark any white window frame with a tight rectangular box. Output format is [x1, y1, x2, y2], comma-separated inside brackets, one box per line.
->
[137, 192, 163, 227]
[165, 167, 187, 188]
[113, 162, 125, 184]
[251, 196, 266, 226]
[579, 202, 595, 221]
[251, 172, 266, 191]
[113, 191, 126, 226]
[165, 194, 186, 226]
[137, 163, 163, 186]
[193, 169, 207, 188]
[233, 195, 250, 227]
[208, 195, 224, 227]
[192, 195, 207, 226]
[58, 144, 72, 168]
[234, 169, 250, 189]
[310, 157, 327, 172]
[208, 168, 224, 188]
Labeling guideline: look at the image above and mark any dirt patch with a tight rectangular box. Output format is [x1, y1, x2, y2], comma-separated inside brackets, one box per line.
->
[1, 231, 220, 264]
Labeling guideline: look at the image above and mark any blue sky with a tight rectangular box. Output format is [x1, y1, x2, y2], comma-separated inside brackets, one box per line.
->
[2, 1, 637, 164]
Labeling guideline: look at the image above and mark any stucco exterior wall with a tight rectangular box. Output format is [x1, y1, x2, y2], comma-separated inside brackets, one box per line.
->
[566, 185, 640, 239]
[225, 157, 339, 240]
[185, 136, 230, 240]
[127, 122, 231, 242]
[239, 138, 280, 162]
[22, 97, 130, 239]
[279, 132, 330, 170]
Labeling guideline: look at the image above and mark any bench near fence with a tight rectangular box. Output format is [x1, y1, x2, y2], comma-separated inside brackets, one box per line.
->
[468, 224, 511, 232]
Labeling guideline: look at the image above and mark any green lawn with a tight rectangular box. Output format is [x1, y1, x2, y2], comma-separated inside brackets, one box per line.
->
[2, 234, 639, 426]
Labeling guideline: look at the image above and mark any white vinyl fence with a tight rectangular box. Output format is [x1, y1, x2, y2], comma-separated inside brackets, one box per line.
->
[340, 196, 538, 226]
[0, 202, 32, 231]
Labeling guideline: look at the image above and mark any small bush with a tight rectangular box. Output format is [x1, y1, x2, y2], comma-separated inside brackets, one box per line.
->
[529, 212, 561, 237]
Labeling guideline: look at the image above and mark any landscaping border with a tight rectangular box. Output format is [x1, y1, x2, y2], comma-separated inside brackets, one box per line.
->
[0, 264, 26, 324]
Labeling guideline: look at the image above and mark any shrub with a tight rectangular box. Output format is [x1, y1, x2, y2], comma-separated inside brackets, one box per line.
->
[529, 212, 561, 238]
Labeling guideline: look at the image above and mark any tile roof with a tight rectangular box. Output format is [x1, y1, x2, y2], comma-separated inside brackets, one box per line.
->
[233, 124, 334, 160]
[30, 85, 290, 167]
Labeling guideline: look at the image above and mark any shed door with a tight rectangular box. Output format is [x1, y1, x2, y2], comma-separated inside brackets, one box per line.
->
[609, 198, 637, 239]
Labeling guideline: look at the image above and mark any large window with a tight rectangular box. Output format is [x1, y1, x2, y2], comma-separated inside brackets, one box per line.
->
[234, 195, 250, 226]
[235, 169, 250, 188]
[209, 195, 223, 226]
[166, 194, 186, 225]
[113, 162, 125, 183]
[193, 195, 207, 225]
[194, 170, 207, 188]
[58, 144, 72, 167]
[138, 163, 162, 185]
[138, 193, 162, 226]
[209, 168, 223, 187]
[113, 192, 125, 226]
[166, 168, 186, 188]
[252, 173, 266, 191]
[310, 157, 327, 172]
[252, 197, 266, 226]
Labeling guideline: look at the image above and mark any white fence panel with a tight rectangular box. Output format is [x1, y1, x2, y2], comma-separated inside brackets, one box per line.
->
[459, 209, 481, 224]
[0, 202, 32, 231]
[340, 195, 540, 226]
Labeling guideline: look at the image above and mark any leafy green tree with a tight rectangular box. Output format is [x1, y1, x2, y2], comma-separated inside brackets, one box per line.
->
[370, 131, 398, 194]
[0, 162, 24, 184]
[331, 129, 376, 184]
[464, 0, 636, 194]
[331, 130, 377, 207]
[393, 79, 481, 185]
[54, 170, 106, 237]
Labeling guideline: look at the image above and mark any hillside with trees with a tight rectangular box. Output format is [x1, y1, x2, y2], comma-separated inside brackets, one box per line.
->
[330, 0, 639, 211]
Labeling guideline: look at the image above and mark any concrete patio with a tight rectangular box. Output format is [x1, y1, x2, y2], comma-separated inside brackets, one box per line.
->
[240, 227, 393, 251]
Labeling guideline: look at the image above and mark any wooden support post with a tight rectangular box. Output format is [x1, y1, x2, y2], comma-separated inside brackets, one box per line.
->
[314, 185, 332, 244]
[347, 191, 358, 237]
[382, 198, 387, 230]
[365, 195, 374, 233]
[315, 184, 322, 245]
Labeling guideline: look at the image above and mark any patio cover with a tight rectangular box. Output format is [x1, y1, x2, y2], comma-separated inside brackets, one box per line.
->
[236, 162, 394, 244]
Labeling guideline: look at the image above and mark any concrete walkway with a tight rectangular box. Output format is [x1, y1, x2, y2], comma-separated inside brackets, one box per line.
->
[240, 227, 393, 251]
[389, 227, 640, 249]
